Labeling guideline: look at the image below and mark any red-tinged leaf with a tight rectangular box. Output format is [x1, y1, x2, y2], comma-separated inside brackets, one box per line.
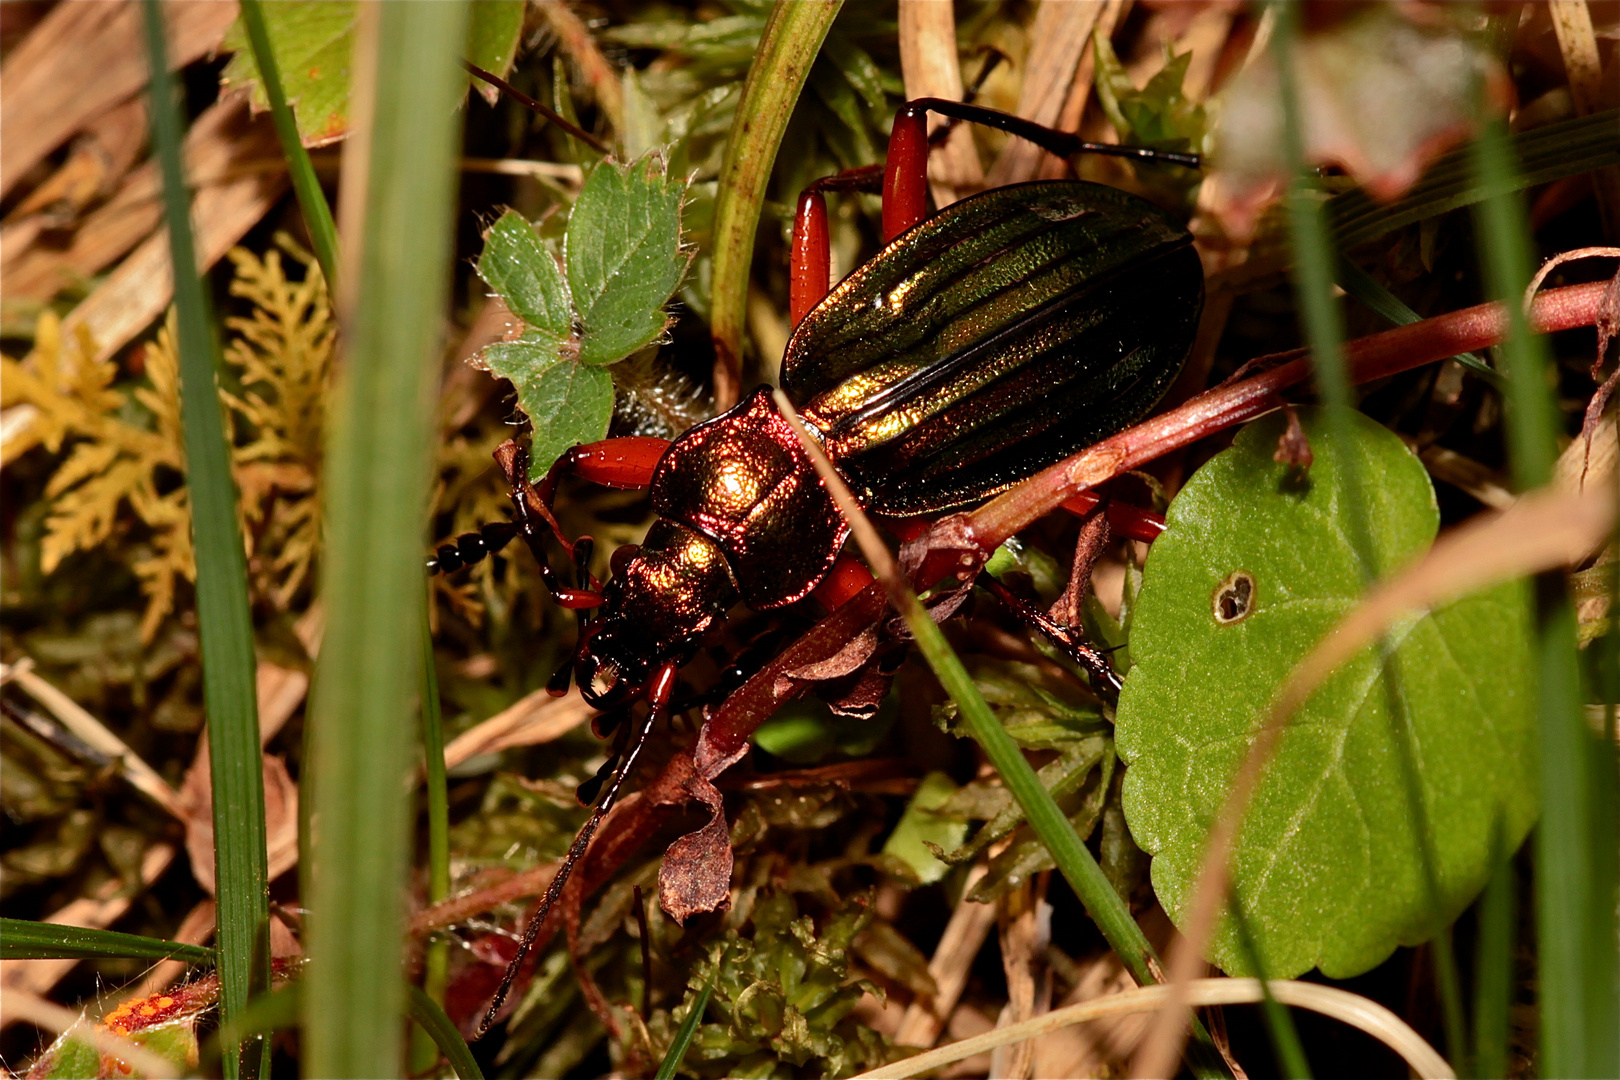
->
[657, 772, 733, 923]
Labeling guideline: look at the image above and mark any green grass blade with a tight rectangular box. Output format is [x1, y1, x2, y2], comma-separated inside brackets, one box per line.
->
[1329, 110, 1620, 251]
[655, 962, 721, 1080]
[905, 595, 1228, 1079]
[237, 0, 339, 292]
[1470, 836, 1515, 1080]
[141, 4, 269, 1075]
[302, 4, 469, 1077]
[1229, 901, 1313, 1079]
[406, 984, 485, 1080]
[411, 588, 452, 1073]
[1334, 259, 1496, 383]
[1272, 5, 1467, 1065]
[0, 919, 215, 964]
[1470, 101, 1619, 1079]
[708, 0, 844, 403]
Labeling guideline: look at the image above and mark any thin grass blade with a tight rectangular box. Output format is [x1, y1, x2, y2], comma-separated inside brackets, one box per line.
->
[1335, 259, 1495, 382]
[406, 984, 484, 1080]
[237, 0, 340, 291]
[1272, 3, 1466, 1065]
[140, 3, 268, 1075]
[1470, 99, 1620, 1080]
[302, 3, 469, 1077]
[708, 0, 844, 409]
[0, 919, 215, 964]
[1470, 832, 1515, 1080]
[655, 962, 720, 1080]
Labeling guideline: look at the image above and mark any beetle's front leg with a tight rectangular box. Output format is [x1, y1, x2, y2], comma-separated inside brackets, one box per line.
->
[496, 438, 668, 609]
[432, 436, 671, 599]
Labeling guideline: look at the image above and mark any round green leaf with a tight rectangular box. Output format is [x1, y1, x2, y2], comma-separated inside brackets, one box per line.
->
[1115, 410, 1535, 979]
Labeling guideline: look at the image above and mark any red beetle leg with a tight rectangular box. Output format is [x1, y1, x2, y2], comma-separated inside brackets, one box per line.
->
[1060, 493, 1167, 544]
[566, 436, 670, 489]
[882, 104, 931, 242]
[791, 190, 831, 329]
[813, 552, 876, 611]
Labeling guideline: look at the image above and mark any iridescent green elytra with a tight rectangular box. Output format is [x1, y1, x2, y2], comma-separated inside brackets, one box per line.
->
[783, 180, 1204, 515]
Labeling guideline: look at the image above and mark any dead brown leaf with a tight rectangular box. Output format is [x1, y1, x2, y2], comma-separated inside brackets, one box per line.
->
[1207, 4, 1508, 239]
[0, 0, 237, 201]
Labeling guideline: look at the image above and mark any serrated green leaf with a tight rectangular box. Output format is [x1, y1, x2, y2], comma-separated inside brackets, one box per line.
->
[620, 68, 666, 163]
[221, 2, 355, 146]
[565, 158, 688, 367]
[1116, 410, 1536, 980]
[476, 212, 572, 342]
[881, 772, 967, 885]
[481, 348, 614, 479]
[221, 2, 524, 146]
[1093, 35, 1205, 156]
[461, 2, 524, 102]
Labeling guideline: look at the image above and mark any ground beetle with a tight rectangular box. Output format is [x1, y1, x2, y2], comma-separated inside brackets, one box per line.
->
[433, 96, 1205, 1034]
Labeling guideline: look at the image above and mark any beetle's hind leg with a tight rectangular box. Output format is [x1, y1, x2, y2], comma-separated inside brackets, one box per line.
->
[976, 506, 1125, 700]
[977, 572, 1123, 700]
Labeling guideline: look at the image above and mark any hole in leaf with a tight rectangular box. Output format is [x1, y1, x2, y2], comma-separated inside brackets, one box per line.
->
[1213, 571, 1255, 624]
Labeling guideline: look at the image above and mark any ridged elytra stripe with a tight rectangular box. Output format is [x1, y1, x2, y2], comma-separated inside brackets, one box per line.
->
[782, 180, 1204, 515]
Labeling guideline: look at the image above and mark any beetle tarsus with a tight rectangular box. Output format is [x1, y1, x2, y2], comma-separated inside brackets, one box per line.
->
[977, 571, 1123, 699]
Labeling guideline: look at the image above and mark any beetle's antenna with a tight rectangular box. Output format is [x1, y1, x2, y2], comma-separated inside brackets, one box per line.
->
[906, 96, 1201, 169]
[474, 662, 678, 1038]
[927, 47, 1008, 148]
[462, 60, 611, 156]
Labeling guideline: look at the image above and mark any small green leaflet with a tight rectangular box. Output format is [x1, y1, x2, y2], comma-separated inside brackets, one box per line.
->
[476, 158, 689, 477]
[565, 158, 689, 368]
[1115, 410, 1535, 980]
[220, 1, 524, 146]
[881, 771, 966, 885]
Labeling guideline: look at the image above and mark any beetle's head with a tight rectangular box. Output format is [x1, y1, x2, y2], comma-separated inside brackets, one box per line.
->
[574, 619, 655, 708]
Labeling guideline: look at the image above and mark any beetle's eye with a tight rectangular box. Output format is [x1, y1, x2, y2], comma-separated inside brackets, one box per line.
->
[610, 543, 640, 578]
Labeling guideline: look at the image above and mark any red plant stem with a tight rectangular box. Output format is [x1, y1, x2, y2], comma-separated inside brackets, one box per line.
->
[514, 279, 1612, 964]
[965, 279, 1610, 553]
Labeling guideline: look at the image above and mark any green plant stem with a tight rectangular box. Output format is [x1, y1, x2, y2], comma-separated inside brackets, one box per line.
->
[1470, 102, 1618, 1080]
[708, 0, 843, 409]
[302, 4, 468, 1077]
[141, 3, 268, 1076]
[238, 0, 340, 292]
